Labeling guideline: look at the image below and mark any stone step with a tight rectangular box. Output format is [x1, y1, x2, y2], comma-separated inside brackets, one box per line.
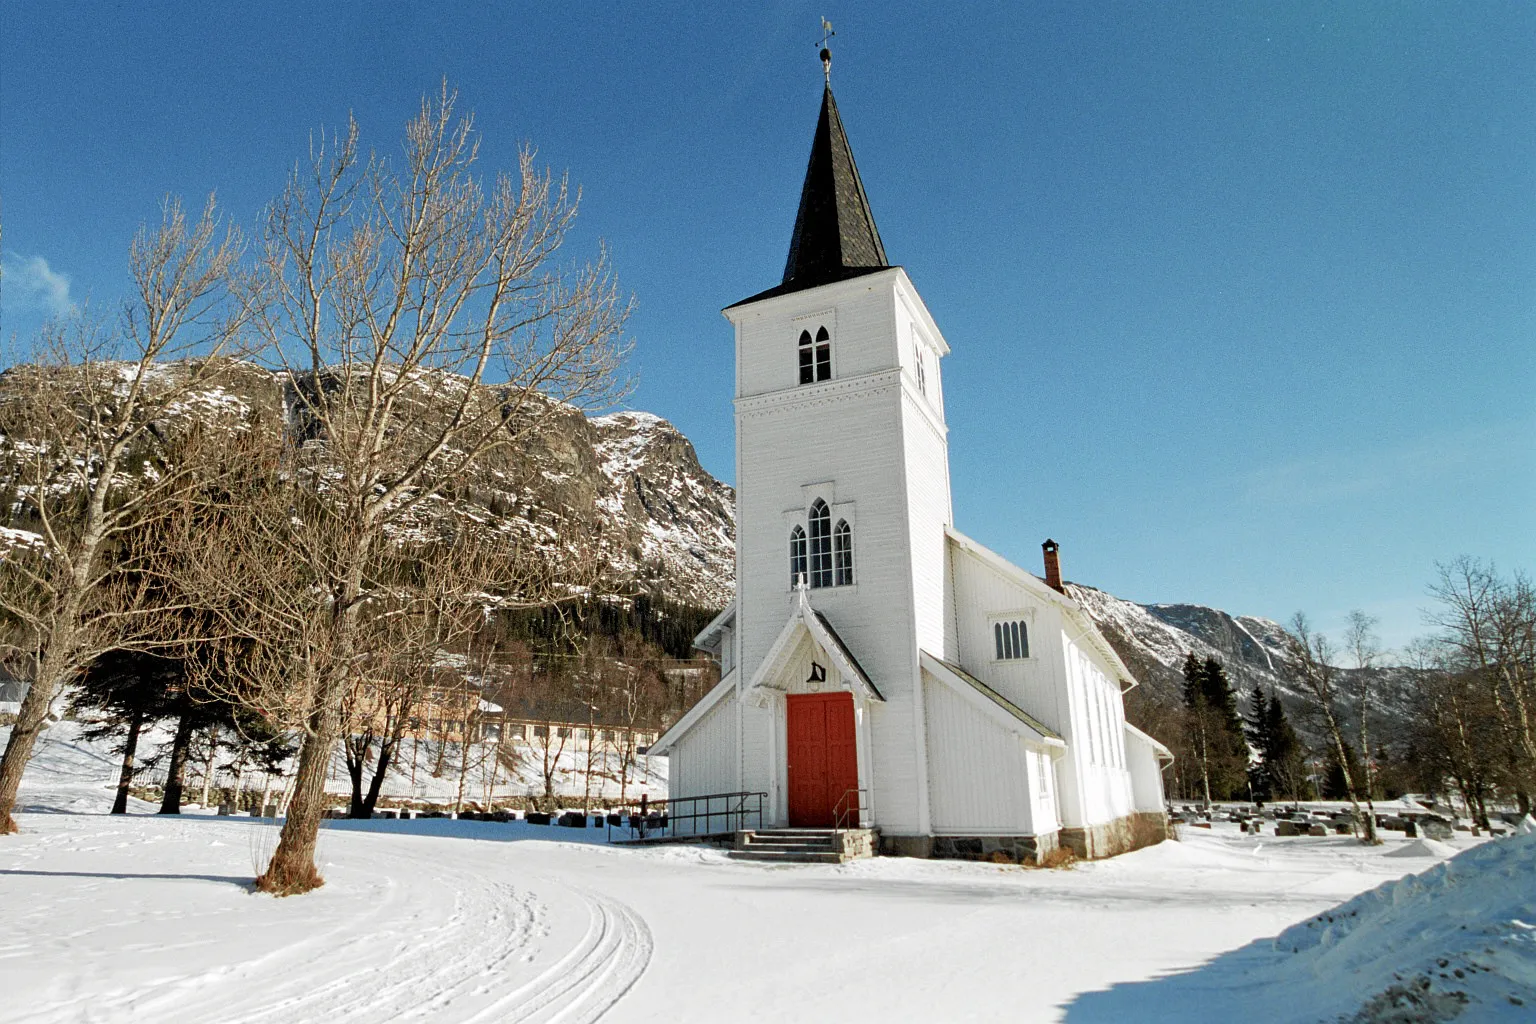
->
[728, 849, 847, 864]
[740, 840, 836, 853]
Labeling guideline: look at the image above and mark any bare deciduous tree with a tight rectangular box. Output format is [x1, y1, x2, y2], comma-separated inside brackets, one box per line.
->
[172, 86, 627, 893]
[1427, 558, 1536, 813]
[0, 199, 249, 833]
[1287, 613, 1376, 843]
[1344, 610, 1383, 844]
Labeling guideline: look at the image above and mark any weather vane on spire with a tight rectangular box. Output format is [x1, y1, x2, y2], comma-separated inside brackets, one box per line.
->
[818, 17, 835, 85]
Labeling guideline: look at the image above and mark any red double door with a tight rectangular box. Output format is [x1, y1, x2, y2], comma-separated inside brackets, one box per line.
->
[786, 692, 859, 828]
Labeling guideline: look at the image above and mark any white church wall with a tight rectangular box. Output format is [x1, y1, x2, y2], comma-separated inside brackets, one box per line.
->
[669, 688, 739, 820]
[945, 540, 1071, 738]
[1125, 730, 1167, 813]
[899, 388, 952, 659]
[922, 672, 1035, 835]
[734, 272, 902, 399]
[1060, 639, 1136, 828]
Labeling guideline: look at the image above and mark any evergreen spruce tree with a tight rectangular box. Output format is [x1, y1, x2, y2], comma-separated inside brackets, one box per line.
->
[1245, 684, 1272, 802]
[1198, 657, 1250, 800]
[1264, 692, 1305, 802]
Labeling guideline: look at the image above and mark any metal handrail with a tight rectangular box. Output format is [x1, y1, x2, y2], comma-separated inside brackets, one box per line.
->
[833, 786, 869, 833]
[605, 790, 767, 843]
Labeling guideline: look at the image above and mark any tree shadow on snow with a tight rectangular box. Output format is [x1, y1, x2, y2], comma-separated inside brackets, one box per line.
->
[1060, 937, 1279, 1023]
[0, 868, 255, 889]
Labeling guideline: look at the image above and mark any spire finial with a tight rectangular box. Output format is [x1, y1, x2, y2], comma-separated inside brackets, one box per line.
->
[818, 17, 835, 85]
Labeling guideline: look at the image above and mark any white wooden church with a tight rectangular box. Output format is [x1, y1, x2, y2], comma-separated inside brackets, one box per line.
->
[650, 61, 1172, 861]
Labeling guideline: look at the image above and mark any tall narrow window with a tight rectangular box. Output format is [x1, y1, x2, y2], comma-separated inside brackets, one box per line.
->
[808, 499, 832, 588]
[833, 519, 854, 586]
[914, 341, 926, 394]
[798, 330, 815, 385]
[814, 326, 831, 381]
[994, 619, 1030, 659]
[789, 526, 807, 587]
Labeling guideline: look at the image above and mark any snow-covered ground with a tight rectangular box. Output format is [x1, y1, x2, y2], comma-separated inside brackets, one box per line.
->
[4, 721, 1533, 1023]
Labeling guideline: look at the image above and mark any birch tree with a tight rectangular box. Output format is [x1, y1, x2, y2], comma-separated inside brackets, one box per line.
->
[1344, 610, 1384, 844]
[1288, 613, 1377, 843]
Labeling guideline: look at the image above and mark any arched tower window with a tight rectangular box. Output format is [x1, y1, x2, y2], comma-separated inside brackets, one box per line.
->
[789, 525, 807, 587]
[833, 519, 854, 586]
[808, 499, 832, 588]
[798, 326, 832, 385]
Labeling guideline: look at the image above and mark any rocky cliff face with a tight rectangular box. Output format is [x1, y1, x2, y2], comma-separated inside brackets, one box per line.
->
[0, 361, 738, 610]
[1066, 583, 1302, 707]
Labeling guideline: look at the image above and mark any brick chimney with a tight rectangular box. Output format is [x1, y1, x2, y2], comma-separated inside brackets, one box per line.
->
[1042, 539, 1064, 593]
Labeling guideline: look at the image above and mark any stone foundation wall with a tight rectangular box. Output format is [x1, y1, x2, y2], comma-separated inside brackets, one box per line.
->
[880, 831, 1060, 864]
[833, 828, 878, 859]
[1059, 811, 1169, 860]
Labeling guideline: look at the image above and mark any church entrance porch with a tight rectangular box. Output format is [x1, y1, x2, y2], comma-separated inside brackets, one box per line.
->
[786, 692, 859, 827]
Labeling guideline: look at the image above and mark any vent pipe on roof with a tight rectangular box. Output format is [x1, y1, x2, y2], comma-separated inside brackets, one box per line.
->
[1042, 539, 1064, 594]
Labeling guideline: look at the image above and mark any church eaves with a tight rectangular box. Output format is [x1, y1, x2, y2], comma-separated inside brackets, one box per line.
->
[729, 86, 891, 308]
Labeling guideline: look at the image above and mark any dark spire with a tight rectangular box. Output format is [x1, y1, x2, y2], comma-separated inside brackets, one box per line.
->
[780, 86, 889, 291]
[726, 51, 894, 310]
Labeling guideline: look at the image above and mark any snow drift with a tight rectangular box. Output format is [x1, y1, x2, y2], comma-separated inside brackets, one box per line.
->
[1271, 830, 1536, 1021]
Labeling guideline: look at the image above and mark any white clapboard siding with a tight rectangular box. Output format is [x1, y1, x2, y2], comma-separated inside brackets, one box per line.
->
[1125, 728, 1167, 813]
[922, 672, 1035, 835]
[670, 690, 738, 822]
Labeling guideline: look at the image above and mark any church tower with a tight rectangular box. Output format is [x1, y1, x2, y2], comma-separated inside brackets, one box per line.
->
[654, 49, 1170, 858]
[723, 71, 953, 835]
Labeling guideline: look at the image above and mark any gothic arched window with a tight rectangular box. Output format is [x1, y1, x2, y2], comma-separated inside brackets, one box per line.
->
[808, 499, 833, 588]
[994, 619, 1029, 660]
[789, 525, 807, 587]
[833, 519, 854, 586]
[798, 326, 832, 385]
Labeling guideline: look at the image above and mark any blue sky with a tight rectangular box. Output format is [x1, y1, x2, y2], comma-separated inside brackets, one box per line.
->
[3, 3, 1531, 650]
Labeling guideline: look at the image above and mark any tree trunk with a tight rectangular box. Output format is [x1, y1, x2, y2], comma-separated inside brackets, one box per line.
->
[199, 727, 220, 808]
[0, 651, 69, 834]
[256, 701, 340, 895]
[453, 735, 471, 815]
[111, 711, 145, 815]
[158, 714, 196, 814]
[345, 734, 371, 818]
[361, 740, 393, 818]
[1356, 711, 1380, 844]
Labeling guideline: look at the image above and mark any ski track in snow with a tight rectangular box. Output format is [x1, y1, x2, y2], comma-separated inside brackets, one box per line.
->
[3, 818, 651, 1024]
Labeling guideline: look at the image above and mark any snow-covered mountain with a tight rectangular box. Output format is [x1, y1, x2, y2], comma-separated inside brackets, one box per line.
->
[4, 359, 1321, 699]
[0, 362, 738, 610]
[1067, 583, 1302, 706]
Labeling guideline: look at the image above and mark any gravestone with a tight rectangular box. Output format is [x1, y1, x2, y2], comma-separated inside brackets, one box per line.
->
[1420, 818, 1454, 841]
